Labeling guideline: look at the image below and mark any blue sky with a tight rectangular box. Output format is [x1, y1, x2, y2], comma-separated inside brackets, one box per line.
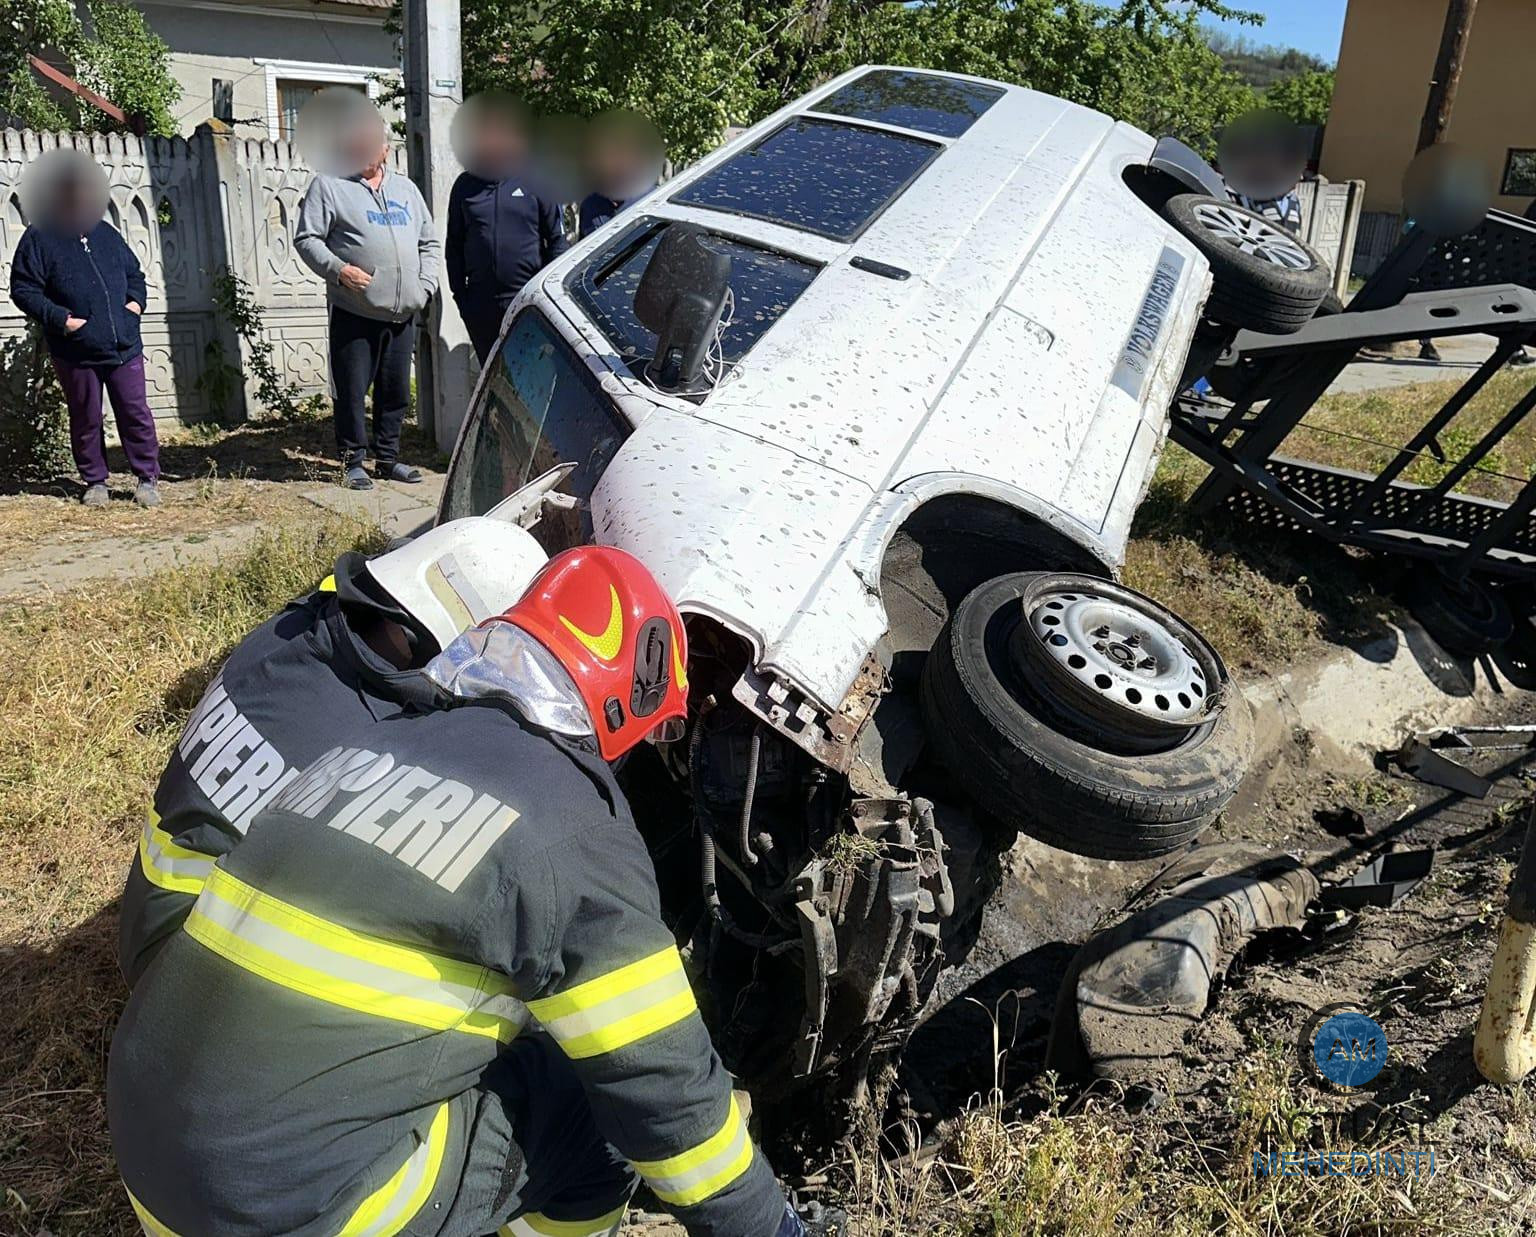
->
[1201, 0, 1350, 63]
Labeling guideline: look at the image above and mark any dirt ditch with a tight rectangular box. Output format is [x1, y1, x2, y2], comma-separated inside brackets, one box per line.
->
[854, 644, 1536, 1233]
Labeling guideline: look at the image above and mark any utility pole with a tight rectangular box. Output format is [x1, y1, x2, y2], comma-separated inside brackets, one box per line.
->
[1416, 0, 1479, 152]
[402, 0, 476, 453]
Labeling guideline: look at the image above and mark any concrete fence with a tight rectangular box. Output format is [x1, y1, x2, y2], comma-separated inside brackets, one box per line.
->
[1296, 176, 1366, 297]
[1, 124, 403, 426]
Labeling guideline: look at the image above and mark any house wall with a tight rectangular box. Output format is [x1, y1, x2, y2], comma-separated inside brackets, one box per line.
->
[1321, 0, 1536, 216]
[138, 1, 397, 137]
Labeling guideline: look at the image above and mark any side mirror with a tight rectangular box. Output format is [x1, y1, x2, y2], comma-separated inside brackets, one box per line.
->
[635, 222, 731, 394]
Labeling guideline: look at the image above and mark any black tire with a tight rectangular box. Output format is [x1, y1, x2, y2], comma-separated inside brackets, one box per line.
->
[1493, 585, 1536, 688]
[1407, 570, 1513, 657]
[1163, 193, 1332, 335]
[920, 573, 1253, 860]
[1206, 291, 1345, 402]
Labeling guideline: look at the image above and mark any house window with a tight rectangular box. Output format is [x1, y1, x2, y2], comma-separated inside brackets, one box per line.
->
[1502, 149, 1536, 197]
[277, 79, 365, 139]
[212, 78, 233, 123]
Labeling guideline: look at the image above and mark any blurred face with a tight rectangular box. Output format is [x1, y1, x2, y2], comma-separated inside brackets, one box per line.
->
[585, 112, 663, 201]
[297, 89, 388, 177]
[342, 116, 389, 176]
[473, 115, 526, 177]
[452, 93, 531, 179]
[20, 150, 109, 234]
[1403, 144, 1493, 237]
[1220, 110, 1307, 202]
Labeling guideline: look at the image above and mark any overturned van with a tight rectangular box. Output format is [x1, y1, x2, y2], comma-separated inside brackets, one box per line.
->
[440, 66, 1331, 1108]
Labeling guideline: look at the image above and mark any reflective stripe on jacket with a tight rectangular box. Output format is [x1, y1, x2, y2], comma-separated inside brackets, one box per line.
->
[118, 557, 434, 986]
[107, 701, 787, 1236]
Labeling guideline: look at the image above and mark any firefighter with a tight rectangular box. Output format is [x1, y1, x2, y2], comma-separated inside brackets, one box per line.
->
[118, 515, 547, 985]
[108, 548, 828, 1237]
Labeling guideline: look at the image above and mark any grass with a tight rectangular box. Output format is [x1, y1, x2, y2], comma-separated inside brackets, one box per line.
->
[1123, 445, 1398, 672]
[0, 515, 383, 1237]
[845, 1040, 1485, 1236]
[1291, 369, 1536, 504]
[1123, 368, 1536, 672]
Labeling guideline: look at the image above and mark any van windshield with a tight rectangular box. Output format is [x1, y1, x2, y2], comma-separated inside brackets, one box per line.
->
[441, 310, 628, 548]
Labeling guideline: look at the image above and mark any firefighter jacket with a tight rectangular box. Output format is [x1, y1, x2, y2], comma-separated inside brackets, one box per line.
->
[107, 698, 790, 1237]
[118, 552, 438, 985]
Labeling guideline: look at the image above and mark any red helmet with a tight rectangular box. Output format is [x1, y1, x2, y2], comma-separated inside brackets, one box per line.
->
[500, 547, 689, 761]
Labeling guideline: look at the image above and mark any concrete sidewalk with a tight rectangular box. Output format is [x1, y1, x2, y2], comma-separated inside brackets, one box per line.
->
[1328, 333, 1532, 396]
[0, 473, 444, 599]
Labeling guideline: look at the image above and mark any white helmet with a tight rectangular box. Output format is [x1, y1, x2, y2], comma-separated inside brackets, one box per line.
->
[364, 517, 547, 652]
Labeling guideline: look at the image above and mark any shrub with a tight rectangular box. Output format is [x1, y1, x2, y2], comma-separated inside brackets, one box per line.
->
[0, 325, 74, 485]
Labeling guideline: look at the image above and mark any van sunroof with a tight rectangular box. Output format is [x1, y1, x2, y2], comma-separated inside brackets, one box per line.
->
[671, 118, 940, 242]
[815, 70, 1005, 139]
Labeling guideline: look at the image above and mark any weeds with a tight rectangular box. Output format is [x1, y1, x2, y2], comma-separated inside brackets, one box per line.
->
[208, 269, 328, 422]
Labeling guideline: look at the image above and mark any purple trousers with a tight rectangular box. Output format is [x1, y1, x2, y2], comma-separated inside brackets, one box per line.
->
[53, 353, 161, 484]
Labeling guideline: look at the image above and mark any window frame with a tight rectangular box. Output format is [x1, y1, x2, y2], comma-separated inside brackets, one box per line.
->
[668, 116, 943, 243]
[563, 216, 824, 386]
[1501, 148, 1536, 199]
[254, 57, 383, 141]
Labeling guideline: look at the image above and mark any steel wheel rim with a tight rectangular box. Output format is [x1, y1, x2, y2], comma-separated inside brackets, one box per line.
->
[1193, 202, 1314, 271]
[1011, 584, 1218, 751]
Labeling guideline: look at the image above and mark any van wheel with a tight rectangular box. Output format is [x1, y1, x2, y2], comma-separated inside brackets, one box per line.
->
[1164, 194, 1332, 335]
[920, 572, 1252, 860]
[1408, 570, 1513, 657]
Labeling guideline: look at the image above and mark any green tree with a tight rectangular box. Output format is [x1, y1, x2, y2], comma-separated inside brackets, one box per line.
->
[76, 0, 182, 136]
[0, 0, 180, 135]
[1264, 67, 1334, 127]
[0, 0, 82, 130]
[462, 0, 1261, 164]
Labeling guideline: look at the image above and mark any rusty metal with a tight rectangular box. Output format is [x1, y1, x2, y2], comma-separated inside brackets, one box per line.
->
[731, 654, 887, 774]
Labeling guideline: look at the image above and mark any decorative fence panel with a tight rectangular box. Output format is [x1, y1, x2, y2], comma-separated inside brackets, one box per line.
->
[0, 124, 404, 425]
[1297, 176, 1365, 296]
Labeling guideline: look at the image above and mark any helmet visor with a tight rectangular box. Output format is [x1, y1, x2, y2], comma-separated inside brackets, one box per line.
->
[645, 716, 687, 745]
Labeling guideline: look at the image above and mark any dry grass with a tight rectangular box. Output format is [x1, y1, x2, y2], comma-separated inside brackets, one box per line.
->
[1123, 445, 1400, 672]
[0, 515, 383, 1237]
[0, 472, 325, 563]
[841, 1042, 1488, 1236]
[1294, 370, 1536, 504]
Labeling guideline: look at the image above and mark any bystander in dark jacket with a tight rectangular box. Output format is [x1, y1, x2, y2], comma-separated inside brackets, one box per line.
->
[9, 150, 161, 507]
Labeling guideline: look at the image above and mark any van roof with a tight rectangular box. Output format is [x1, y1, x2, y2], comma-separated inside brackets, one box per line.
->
[559, 65, 1118, 392]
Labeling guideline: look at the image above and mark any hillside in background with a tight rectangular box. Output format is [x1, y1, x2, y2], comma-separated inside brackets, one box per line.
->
[1206, 28, 1333, 90]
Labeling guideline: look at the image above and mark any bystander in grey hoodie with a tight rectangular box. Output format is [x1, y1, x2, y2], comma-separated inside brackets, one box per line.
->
[295, 168, 441, 323]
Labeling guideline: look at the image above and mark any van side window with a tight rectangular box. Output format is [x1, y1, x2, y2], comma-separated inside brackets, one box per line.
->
[567, 219, 820, 386]
[441, 310, 628, 548]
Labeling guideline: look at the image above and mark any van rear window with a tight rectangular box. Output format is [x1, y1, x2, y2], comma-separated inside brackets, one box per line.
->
[816, 70, 1005, 139]
[671, 118, 940, 242]
[567, 219, 819, 384]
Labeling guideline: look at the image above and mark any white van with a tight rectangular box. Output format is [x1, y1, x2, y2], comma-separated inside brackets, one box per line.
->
[440, 66, 1331, 1094]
